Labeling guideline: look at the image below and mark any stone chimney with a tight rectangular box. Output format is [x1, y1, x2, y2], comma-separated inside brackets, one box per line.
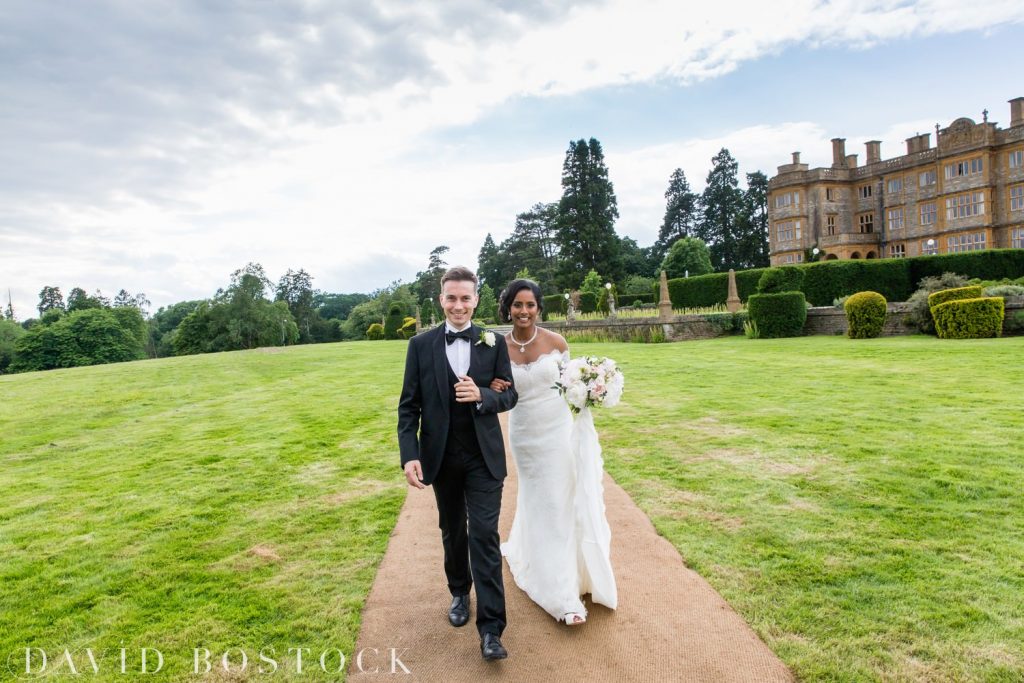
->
[865, 140, 881, 165]
[905, 133, 931, 155]
[831, 138, 847, 168]
[846, 154, 858, 169]
[792, 151, 801, 165]
[1010, 97, 1024, 127]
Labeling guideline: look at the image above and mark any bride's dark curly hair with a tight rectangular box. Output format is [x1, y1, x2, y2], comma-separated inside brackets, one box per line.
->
[498, 279, 544, 323]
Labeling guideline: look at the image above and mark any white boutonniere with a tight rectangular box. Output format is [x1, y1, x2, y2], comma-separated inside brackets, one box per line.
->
[476, 329, 496, 347]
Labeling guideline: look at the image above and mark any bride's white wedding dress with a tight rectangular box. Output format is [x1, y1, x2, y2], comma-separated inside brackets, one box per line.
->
[501, 349, 617, 622]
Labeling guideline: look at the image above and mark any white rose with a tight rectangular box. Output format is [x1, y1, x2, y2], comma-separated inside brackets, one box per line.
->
[565, 382, 588, 410]
[483, 331, 495, 346]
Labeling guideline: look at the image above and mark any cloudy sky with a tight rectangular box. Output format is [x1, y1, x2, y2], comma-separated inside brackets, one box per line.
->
[2, 1, 1023, 317]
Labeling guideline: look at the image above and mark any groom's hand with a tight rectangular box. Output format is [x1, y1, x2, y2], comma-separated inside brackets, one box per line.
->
[454, 375, 481, 403]
[404, 460, 425, 489]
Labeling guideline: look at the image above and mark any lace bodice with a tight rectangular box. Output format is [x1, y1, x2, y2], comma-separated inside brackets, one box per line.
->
[510, 349, 567, 401]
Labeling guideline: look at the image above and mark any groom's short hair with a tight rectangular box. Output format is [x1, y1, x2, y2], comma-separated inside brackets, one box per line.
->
[440, 266, 478, 289]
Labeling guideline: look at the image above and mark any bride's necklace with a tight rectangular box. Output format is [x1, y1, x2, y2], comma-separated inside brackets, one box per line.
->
[509, 326, 538, 353]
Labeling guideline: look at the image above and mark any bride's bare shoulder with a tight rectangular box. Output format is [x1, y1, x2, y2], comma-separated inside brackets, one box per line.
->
[540, 327, 568, 353]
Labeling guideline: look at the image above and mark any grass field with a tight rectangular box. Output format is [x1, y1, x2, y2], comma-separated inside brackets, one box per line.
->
[2, 336, 1022, 681]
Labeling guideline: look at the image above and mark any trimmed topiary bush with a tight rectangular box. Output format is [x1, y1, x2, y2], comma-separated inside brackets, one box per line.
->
[932, 297, 1005, 339]
[844, 291, 887, 339]
[366, 322, 385, 340]
[400, 316, 417, 339]
[579, 291, 597, 313]
[747, 291, 807, 338]
[383, 302, 405, 339]
[905, 272, 971, 335]
[928, 286, 984, 311]
[757, 266, 805, 294]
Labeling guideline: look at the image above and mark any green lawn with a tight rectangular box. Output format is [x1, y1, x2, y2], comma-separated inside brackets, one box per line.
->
[2, 336, 1022, 681]
[0, 344, 406, 681]
[593, 335, 1024, 682]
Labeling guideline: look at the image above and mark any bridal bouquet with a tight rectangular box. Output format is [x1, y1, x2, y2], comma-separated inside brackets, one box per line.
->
[554, 356, 624, 414]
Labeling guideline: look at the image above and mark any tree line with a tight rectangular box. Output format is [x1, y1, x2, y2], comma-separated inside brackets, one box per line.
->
[0, 266, 373, 373]
[2, 136, 770, 372]
[477, 139, 769, 299]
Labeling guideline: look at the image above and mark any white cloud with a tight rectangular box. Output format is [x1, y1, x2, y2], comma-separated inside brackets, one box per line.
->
[2, 0, 1023, 316]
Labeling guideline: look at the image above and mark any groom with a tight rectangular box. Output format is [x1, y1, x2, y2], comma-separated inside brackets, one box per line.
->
[397, 265, 518, 661]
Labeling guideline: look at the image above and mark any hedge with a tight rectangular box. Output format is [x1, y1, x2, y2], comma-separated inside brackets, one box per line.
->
[909, 249, 1024, 284]
[747, 291, 807, 338]
[927, 286, 984, 310]
[801, 259, 913, 306]
[664, 249, 1024, 308]
[758, 266, 805, 294]
[666, 268, 768, 308]
[543, 294, 565, 316]
[932, 297, 1005, 339]
[579, 292, 597, 313]
[624, 293, 655, 306]
[844, 291, 887, 339]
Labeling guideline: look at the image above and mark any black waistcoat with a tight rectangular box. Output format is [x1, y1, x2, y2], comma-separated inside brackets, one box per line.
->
[445, 360, 481, 455]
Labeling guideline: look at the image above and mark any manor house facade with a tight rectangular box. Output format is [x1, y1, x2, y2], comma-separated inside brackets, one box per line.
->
[767, 97, 1024, 264]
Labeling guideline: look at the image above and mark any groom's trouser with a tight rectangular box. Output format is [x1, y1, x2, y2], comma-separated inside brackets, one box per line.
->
[432, 442, 506, 637]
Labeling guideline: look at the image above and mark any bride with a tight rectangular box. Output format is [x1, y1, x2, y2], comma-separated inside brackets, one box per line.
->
[489, 278, 617, 626]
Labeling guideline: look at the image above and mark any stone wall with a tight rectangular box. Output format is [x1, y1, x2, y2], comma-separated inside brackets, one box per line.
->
[541, 314, 739, 342]
[535, 297, 1022, 341]
[805, 298, 1023, 337]
[803, 303, 914, 336]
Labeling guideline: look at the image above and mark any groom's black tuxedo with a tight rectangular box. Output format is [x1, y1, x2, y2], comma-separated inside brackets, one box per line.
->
[397, 322, 517, 638]
[398, 323, 517, 486]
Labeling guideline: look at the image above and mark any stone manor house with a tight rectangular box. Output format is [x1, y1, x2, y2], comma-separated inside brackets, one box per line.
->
[767, 97, 1024, 264]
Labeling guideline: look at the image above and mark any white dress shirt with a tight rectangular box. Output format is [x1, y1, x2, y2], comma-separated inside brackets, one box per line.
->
[445, 321, 472, 376]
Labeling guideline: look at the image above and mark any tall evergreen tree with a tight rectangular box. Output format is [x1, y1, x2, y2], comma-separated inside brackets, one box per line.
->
[555, 138, 622, 288]
[477, 204, 560, 294]
[37, 286, 65, 315]
[510, 202, 559, 291]
[656, 168, 700, 260]
[699, 148, 744, 271]
[735, 171, 771, 269]
[477, 233, 503, 290]
[412, 245, 449, 305]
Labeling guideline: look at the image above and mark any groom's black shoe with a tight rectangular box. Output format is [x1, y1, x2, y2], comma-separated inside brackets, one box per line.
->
[480, 633, 507, 661]
[448, 594, 470, 627]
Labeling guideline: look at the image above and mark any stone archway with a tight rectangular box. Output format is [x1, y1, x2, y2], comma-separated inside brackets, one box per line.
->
[825, 254, 838, 260]
[866, 251, 877, 259]
[851, 251, 861, 259]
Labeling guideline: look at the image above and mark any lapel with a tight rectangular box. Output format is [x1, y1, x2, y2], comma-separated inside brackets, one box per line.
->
[468, 325, 482, 379]
[432, 325, 450, 416]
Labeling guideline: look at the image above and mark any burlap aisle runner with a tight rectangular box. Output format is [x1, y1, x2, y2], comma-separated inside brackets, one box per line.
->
[349, 415, 793, 682]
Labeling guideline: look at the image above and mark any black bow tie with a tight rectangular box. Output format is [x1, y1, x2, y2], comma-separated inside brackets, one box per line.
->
[446, 329, 472, 345]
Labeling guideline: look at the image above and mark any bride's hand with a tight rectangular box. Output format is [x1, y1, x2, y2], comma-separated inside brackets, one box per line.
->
[489, 378, 511, 393]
